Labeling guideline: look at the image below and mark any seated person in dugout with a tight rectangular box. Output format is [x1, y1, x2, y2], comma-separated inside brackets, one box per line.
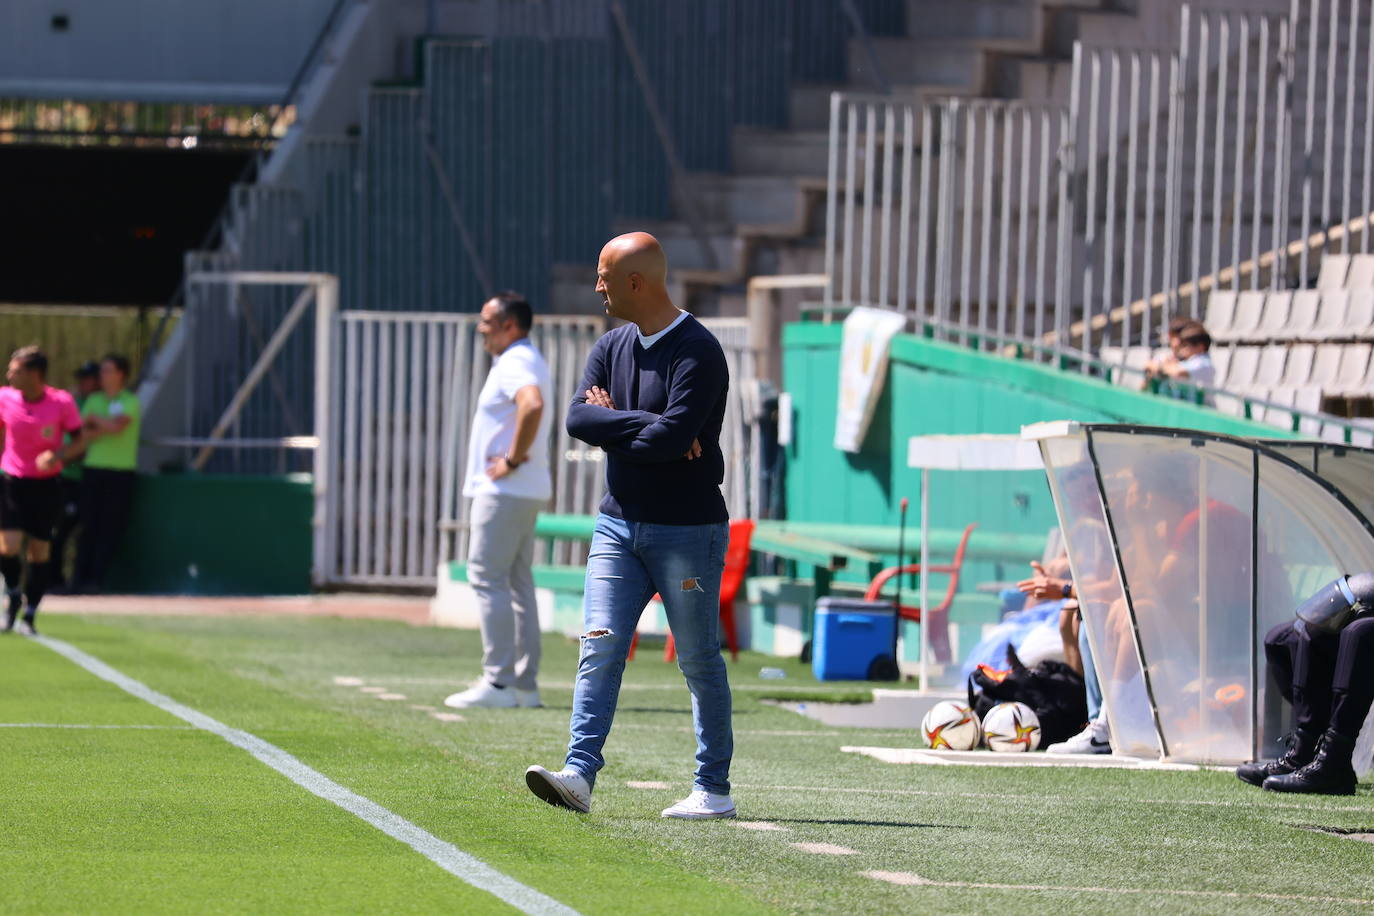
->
[1238, 573, 1374, 796]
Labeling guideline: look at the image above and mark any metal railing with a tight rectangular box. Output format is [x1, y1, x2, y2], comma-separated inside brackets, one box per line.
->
[802, 304, 1373, 445]
[824, 0, 1374, 367]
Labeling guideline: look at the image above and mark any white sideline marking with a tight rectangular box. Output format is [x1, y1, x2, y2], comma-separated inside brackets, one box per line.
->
[332, 676, 365, 686]
[0, 723, 194, 730]
[737, 784, 1374, 815]
[377, 693, 407, 701]
[431, 712, 465, 723]
[791, 842, 857, 856]
[625, 781, 672, 790]
[410, 705, 437, 712]
[733, 821, 787, 832]
[359, 686, 387, 694]
[859, 870, 1374, 905]
[35, 635, 578, 916]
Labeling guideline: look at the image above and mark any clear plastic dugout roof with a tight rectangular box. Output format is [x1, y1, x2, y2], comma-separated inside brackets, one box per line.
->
[1023, 422, 1374, 765]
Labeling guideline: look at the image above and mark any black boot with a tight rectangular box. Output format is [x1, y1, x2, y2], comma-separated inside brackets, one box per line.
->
[1263, 730, 1358, 795]
[1236, 729, 1319, 787]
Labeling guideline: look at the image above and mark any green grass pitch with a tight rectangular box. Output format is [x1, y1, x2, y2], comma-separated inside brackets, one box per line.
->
[4, 611, 1374, 914]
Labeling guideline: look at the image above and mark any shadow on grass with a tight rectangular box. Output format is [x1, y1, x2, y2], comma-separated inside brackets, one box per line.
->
[769, 817, 971, 830]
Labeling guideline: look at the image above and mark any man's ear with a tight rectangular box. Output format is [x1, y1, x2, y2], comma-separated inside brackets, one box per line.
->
[628, 272, 641, 292]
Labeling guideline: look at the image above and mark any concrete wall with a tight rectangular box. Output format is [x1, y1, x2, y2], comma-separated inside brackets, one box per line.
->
[104, 473, 313, 594]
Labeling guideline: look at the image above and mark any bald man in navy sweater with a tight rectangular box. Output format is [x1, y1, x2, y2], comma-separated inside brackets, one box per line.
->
[525, 232, 736, 819]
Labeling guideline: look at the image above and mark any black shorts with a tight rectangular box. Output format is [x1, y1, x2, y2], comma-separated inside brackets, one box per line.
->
[0, 475, 62, 541]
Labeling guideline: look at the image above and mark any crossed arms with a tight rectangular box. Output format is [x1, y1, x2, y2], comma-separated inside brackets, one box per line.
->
[565, 341, 724, 463]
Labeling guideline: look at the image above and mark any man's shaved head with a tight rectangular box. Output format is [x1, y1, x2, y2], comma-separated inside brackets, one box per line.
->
[600, 232, 666, 285]
[595, 231, 674, 323]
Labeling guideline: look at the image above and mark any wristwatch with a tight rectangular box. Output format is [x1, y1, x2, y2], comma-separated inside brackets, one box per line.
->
[504, 453, 524, 469]
[1061, 582, 1073, 599]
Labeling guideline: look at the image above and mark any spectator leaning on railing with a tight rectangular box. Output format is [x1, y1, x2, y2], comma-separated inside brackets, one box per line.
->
[1142, 319, 1216, 405]
[71, 353, 140, 594]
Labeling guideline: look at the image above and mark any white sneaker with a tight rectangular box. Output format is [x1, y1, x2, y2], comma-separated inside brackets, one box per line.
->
[661, 789, 737, 820]
[525, 765, 592, 813]
[515, 688, 543, 709]
[443, 680, 517, 709]
[1047, 717, 1111, 754]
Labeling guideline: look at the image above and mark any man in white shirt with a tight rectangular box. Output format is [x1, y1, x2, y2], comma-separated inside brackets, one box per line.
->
[445, 291, 553, 710]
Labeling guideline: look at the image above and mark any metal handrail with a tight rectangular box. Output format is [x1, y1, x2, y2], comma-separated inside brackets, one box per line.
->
[801, 303, 1370, 443]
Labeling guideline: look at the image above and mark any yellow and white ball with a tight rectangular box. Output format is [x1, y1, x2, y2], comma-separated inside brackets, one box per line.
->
[982, 701, 1042, 752]
[920, 701, 982, 751]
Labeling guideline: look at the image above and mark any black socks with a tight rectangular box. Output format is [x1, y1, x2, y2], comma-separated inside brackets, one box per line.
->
[23, 560, 47, 619]
[0, 554, 21, 595]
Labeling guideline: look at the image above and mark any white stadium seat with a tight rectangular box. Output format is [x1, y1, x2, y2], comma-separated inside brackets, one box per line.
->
[1283, 289, 1321, 337]
[1347, 289, 1374, 339]
[1336, 343, 1372, 396]
[1347, 254, 1374, 289]
[1225, 290, 1267, 342]
[1225, 346, 1261, 389]
[1310, 343, 1344, 388]
[1301, 290, 1350, 341]
[1204, 291, 1238, 340]
[1249, 291, 1292, 341]
[1209, 344, 1233, 388]
[1255, 345, 1289, 386]
[1280, 343, 1315, 386]
[1318, 253, 1351, 289]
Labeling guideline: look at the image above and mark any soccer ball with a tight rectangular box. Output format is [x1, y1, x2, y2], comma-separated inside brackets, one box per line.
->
[921, 701, 981, 750]
[982, 701, 1042, 752]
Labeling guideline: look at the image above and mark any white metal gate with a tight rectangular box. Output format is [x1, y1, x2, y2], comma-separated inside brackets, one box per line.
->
[320, 312, 604, 586]
[316, 311, 762, 588]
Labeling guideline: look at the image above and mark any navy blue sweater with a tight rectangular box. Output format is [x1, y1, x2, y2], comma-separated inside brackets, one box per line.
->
[566, 315, 729, 525]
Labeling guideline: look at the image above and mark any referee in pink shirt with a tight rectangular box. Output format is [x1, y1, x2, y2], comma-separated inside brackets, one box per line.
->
[0, 346, 84, 635]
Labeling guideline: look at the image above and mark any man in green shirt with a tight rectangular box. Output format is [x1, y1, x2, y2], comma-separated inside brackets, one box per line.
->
[72, 354, 140, 593]
[50, 361, 99, 591]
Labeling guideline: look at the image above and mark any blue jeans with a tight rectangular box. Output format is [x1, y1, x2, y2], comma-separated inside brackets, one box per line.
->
[1080, 619, 1103, 722]
[565, 514, 733, 794]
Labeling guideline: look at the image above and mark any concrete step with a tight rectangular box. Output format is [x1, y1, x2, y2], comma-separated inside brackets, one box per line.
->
[906, 0, 1042, 47]
[732, 128, 833, 177]
[615, 219, 747, 281]
[789, 84, 846, 131]
[790, 82, 984, 131]
[673, 174, 812, 234]
[1060, 8, 1176, 51]
[851, 37, 988, 93]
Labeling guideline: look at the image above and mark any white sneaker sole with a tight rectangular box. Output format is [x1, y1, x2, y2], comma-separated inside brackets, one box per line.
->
[661, 807, 737, 820]
[443, 693, 517, 710]
[1046, 742, 1111, 755]
[524, 766, 590, 813]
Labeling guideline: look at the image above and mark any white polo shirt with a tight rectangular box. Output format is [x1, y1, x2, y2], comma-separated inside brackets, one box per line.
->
[463, 338, 553, 500]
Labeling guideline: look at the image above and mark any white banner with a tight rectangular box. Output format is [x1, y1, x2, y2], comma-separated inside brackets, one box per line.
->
[834, 307, 907, 453]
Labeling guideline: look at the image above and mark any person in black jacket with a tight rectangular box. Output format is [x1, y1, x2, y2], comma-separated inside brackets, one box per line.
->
[1237, 573, 1374, 794]
[525, 232, 736, 820]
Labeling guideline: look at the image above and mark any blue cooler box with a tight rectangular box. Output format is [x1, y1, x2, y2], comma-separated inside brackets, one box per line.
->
[812, 598, 897, 681]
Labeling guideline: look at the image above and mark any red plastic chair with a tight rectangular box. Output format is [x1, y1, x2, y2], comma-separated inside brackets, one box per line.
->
[862, 522, 977, 664]
[628, 519, 755, 663]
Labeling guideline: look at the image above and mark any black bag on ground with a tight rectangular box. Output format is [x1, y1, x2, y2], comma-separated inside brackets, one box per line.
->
[967, 645, 1089, 747]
